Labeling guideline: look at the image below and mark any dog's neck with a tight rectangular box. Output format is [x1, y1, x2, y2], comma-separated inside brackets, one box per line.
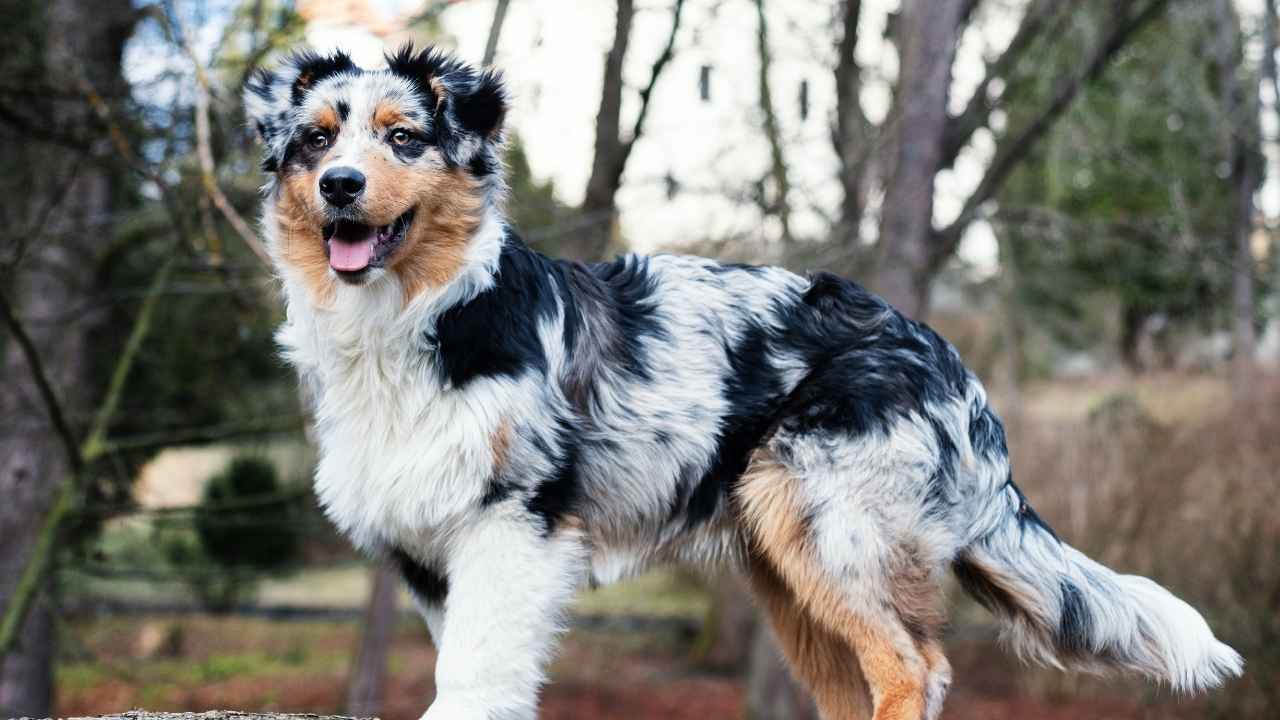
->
[274, 205, 508, 392]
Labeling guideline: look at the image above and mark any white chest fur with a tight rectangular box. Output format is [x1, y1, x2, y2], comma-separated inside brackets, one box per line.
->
[278, 272, 511, 554]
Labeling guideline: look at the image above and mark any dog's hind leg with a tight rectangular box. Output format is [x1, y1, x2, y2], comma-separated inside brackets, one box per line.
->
[737, 449, 950, 720]
[748, 557, 874, 719]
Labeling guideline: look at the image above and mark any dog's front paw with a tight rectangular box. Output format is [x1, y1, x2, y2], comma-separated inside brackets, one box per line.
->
[422, 697, 532, 720]
[420, 697, 492, 720]
[420, 700, 474, 720]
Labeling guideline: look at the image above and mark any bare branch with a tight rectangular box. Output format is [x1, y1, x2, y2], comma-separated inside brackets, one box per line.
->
[577, 0, 687, 258]
[0, 291, 81, 475]
[941, 0, 1077, 170]
[168, 12, 272, 267]
[755, 0, 793, 243]
[482, 0, 512, 67]
[622, 0, 688, 160]
[932, 0, 1172, 266]
[581, 0, 636, 215]
[832, 0, 870, 234]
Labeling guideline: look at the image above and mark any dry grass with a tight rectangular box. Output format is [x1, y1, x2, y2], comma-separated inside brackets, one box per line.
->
[1000, 372, 1280, 718]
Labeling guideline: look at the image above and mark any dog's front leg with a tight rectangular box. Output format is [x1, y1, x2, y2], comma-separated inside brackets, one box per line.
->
[423, 514, 588, 720]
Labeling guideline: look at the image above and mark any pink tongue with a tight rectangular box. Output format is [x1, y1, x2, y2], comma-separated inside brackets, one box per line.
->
[329, 238, 374, 272]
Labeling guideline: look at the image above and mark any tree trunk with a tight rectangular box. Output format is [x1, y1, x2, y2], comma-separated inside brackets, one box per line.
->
[569, 0, 684, 261]
[1212, 0, 1261, 388]
[481, 0, 511, 67]
[0, 0, 133, 715]
[344, 564, 400, 717]
[833, 0, 871, 245]
[755, 0, 793, 244]
[744, 621, 820, 720]
[873, 0, 967, 319]
[568, 0, 635, 262]
[693, 576, 756, 672]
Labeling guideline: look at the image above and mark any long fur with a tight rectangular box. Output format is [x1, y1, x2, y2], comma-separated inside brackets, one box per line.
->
[246, 46, 1242, 720]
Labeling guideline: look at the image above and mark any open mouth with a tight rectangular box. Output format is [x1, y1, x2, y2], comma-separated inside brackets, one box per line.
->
[323, 209, 415, 279]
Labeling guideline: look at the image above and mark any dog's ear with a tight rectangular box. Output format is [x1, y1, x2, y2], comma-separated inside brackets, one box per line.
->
[244, 49, 356, 173]
[386, 45, 507, 167]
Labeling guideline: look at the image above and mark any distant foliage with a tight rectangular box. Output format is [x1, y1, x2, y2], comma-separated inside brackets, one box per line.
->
[196, 456, 301, 572]
[995, 2, 1256, 369]
[154, 456, 303, 612]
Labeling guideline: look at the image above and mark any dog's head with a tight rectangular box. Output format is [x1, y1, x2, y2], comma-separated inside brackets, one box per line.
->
[245, 46, 506, 301]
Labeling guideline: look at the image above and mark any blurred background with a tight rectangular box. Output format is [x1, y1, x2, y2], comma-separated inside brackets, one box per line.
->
[1, 0, 1278, 718]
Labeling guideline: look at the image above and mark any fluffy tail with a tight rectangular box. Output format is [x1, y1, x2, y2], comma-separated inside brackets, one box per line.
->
[954, 484, 1243, 692]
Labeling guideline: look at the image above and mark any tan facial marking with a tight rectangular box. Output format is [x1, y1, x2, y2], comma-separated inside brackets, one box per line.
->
[386, 167, 483, 303]
[277, 168, 336, 305]
[314, 105, 340, 132]
[373, 101, 410, 130]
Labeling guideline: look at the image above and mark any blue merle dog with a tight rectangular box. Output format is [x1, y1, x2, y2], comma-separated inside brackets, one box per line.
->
[244, 46, 1242, 720]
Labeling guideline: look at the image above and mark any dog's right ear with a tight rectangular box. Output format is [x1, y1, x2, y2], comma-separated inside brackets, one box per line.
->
[244, 50, 356, 173]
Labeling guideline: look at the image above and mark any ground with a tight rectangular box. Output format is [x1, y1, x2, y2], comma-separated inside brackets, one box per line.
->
[57, 614, 1210, 719]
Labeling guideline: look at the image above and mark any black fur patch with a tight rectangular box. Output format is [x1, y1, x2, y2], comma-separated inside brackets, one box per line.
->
[335, 99, 350, 122]
[970, 404, 1009, 458]
[776, 275, 972, 440]
[246, 68, 276, 103]
[683, 319, 787, 527]
[433, 237, 559, 388]
[953, 553, 1023, 620]
[287, 50, 356, 106]
[1057, 580, 1092, 656]
[1009, 478, 1059, 542]
[392, 548, 448, 605]
[480, 480, 516, 507]
[452, 68, 506, 138]
[526, 418, 581, 535]
[388, 130, 430, 161]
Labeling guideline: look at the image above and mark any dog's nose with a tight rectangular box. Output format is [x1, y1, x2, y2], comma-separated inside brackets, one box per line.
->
[318, 167, 366, 207]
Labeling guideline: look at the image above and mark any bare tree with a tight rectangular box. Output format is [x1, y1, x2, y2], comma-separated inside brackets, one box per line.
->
[1212, 0, 1263, 387]
[823, 0, 1172, 319]
[482, 0, 511, 67]
[345, 564, 401, 717]
[755, 0, 793, 244]
[873, 0, 969, 317]
[0, 1, 135, 715]
[744, 624, 819, 720]
[566, 0, 686, 261]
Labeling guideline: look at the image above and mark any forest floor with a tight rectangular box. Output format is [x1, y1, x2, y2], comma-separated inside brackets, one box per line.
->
[57, 614, 1211, 720]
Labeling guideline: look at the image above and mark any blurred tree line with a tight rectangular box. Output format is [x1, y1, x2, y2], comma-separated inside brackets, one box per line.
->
[1, 0, 1276, 718]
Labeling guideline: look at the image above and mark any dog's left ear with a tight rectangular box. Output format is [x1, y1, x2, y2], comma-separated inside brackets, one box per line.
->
[387, 45, 507, 167]
[245, 49, 357, 173]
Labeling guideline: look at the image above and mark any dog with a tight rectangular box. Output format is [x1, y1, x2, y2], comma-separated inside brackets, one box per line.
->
[244, 46, 1242, 720]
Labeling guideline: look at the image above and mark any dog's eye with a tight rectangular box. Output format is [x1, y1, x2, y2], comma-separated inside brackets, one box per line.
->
[390, 129, 412, 145]
[308, 131, 329, 150]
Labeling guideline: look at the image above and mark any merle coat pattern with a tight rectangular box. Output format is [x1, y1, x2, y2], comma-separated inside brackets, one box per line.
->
[245, 47, 1242, 720]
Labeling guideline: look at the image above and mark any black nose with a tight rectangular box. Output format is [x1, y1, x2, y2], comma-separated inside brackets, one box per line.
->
[318, 167, 366, 207]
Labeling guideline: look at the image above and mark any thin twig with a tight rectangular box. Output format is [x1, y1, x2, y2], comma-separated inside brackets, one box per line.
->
[931, 0, 1172, 266]
[624, 0, 687, 156]
[0, 290, 82, 474]
[168, 10, 272, 267]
